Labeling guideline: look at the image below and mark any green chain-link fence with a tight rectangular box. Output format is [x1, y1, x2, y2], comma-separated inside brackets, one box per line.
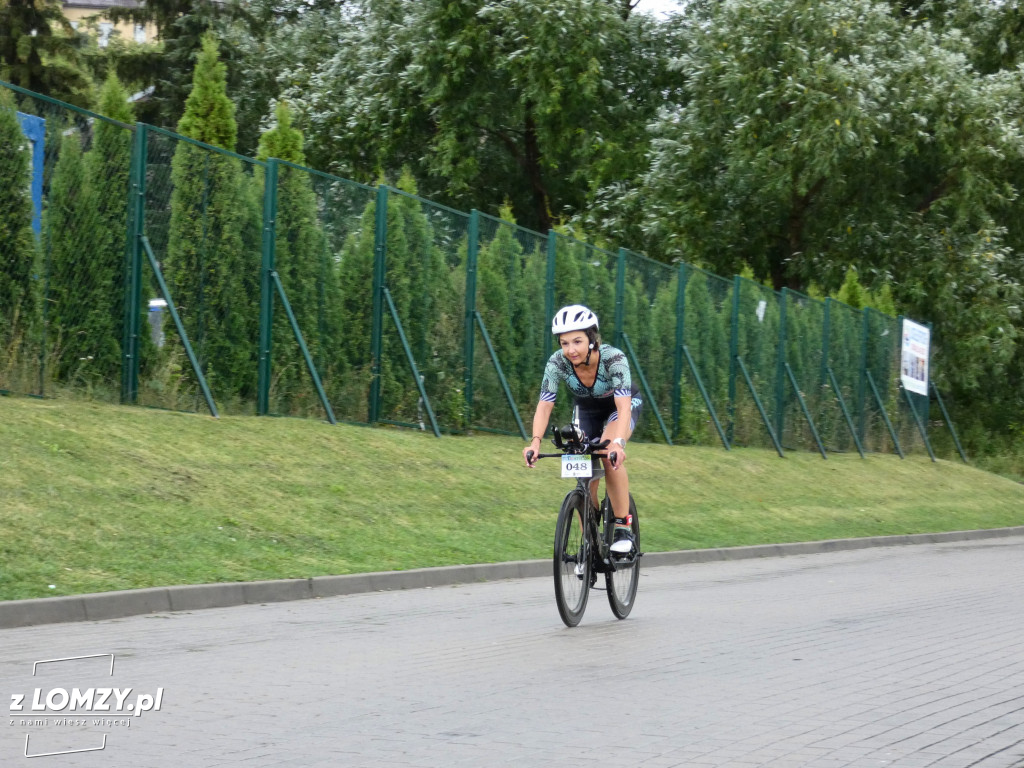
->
[134, 126, 264, 414]
[277, 165, 377, 424]
[0, 79, 963, 461]
[1, 83, 133, 403]
[470, 212, 548, 437]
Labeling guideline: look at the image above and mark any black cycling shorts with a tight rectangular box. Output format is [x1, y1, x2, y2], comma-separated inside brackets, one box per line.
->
[575, 393, 643, 442]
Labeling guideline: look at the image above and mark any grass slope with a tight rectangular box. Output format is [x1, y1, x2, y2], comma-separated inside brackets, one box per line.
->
[1, 396, 1022, 601]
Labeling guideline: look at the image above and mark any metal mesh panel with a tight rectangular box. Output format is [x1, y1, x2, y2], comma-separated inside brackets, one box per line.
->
[0, 85, 133, 401]
[732, 277, 782, 450]
[621, 249, 676, 443]
[137, 129, 264, 415]
[0, 81, 937, 457]
[552, 234, 616, 323]
[472, 213, 547, 435]
[893, 390, 927, 457]
[268, 164, 375, 423]
[678, 266, 733, 446]
[861, 308, 900, 454]
[822, 299, 863, 454]
[779, 289, 826, 453]
[379, 190, 468, 433]
[546, 234, 617, 429]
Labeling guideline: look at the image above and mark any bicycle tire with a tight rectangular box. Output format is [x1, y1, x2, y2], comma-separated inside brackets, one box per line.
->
[605, 493, 639, 619]
[553, 490, 590, 627]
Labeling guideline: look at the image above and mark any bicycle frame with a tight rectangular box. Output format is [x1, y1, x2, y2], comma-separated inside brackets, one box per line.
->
[529, 426, 633, 575]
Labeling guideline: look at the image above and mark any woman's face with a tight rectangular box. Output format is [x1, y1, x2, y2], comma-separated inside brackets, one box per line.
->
[558, 331, 591, 366]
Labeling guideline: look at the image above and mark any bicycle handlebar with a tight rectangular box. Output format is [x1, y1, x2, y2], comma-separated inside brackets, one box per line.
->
[526, 449, 618, 464]
[551, 425, 608, 453]
[526, 424, 620, 468]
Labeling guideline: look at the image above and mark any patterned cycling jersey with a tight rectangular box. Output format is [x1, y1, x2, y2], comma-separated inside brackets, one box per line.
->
[538, 344, 633, 407]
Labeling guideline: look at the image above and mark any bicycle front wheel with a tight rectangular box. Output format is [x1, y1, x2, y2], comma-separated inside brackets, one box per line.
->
[606, 493, 639, 619]
[553, 490, 590, 627]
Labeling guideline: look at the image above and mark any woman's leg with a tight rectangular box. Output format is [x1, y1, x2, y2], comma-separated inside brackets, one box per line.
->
[600, 421, 633, 520]
[601, 453, 629, 520]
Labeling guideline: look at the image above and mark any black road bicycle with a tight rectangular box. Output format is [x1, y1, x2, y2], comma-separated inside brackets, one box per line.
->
[527, 423, 641, 627]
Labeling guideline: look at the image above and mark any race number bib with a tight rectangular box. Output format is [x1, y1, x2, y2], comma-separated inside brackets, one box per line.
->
[561, 455, 592, 478]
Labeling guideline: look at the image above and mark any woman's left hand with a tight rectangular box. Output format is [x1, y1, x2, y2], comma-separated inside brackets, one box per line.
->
[610, 444, 625, 470]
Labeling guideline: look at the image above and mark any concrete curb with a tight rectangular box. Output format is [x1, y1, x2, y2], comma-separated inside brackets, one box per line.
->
[3, 526, 1023, 630]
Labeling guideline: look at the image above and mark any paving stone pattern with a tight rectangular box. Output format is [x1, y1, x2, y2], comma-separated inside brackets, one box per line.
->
[2, 537, 1023, 767]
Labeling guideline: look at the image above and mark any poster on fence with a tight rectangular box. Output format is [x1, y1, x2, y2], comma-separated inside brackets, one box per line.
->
[901, 319, 930, 396]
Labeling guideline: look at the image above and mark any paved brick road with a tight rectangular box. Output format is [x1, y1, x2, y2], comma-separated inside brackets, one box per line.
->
[3, 536, 1023, 767]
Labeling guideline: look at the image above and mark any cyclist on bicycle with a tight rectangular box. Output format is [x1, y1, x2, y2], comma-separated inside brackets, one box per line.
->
[523, 304, 643, 554]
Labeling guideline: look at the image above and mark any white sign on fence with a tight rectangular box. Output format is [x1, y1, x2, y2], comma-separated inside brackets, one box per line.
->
[901, 319, 930, 396]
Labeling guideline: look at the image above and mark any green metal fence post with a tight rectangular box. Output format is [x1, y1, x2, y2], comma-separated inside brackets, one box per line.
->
[39, 218, 50, 397]
[923, 321, 934, 425]
[857, 308, 869, 445]
[474, 311, 528, 440]
[736, 356, 784, 457]
[775, 288, 789, 442]
[865, 369, 903, 458]
[120, 123, 147, 404]
[785, 362, 827, 459]
[622, 332, 672, 445]
[369, 185, 388, 425]
[902, 385, 937, 461]
[383, 287, 441, 438]
[271, 271, 336, 425]
[728, 275, 740, 445]
[671, 263, 688, 439]
[614, 248, 626, 348]
[931, 382, 968, 463]
[821, 298, 832, 387]
[464, 210, 480, 426]
[683, 345, 730, 450]
[142, 236, 219, 418]
[257, 158, 279, 416]
[545, 231, 556, 360]
[827, 366, 866, 458]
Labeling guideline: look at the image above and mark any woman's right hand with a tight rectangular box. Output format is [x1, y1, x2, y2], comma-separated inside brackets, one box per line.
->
[523, 439, 541, 467]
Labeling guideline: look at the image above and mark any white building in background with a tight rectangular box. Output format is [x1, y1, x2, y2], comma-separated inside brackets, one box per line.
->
[62, 0, 156, 48]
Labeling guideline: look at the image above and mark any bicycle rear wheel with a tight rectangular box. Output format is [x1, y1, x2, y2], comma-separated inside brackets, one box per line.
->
[553, 490, 590, 627]
[606, 493, 639, 619]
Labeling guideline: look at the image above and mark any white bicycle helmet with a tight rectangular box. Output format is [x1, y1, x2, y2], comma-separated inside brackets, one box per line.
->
[551, 304, 599, 335]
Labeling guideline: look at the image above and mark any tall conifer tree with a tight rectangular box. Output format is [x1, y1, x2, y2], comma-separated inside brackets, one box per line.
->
[0, 95, 37, 379]
[83, 72, 135, 385]
[44, 131, 107, 383]
[166, 33, 258, 403]
[257, 101, 327, 413]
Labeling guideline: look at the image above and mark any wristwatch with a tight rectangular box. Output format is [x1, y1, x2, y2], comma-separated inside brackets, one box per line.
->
[611, 438, 626, 449]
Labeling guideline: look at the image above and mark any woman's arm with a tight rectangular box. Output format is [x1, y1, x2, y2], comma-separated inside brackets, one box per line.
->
[610, 394, 632, 468]
[523, 399, 555, 467]
[613, 395, 632, 440]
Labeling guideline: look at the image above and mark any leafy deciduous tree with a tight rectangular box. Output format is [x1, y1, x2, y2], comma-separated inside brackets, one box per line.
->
[641, 0, 1021, 444]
